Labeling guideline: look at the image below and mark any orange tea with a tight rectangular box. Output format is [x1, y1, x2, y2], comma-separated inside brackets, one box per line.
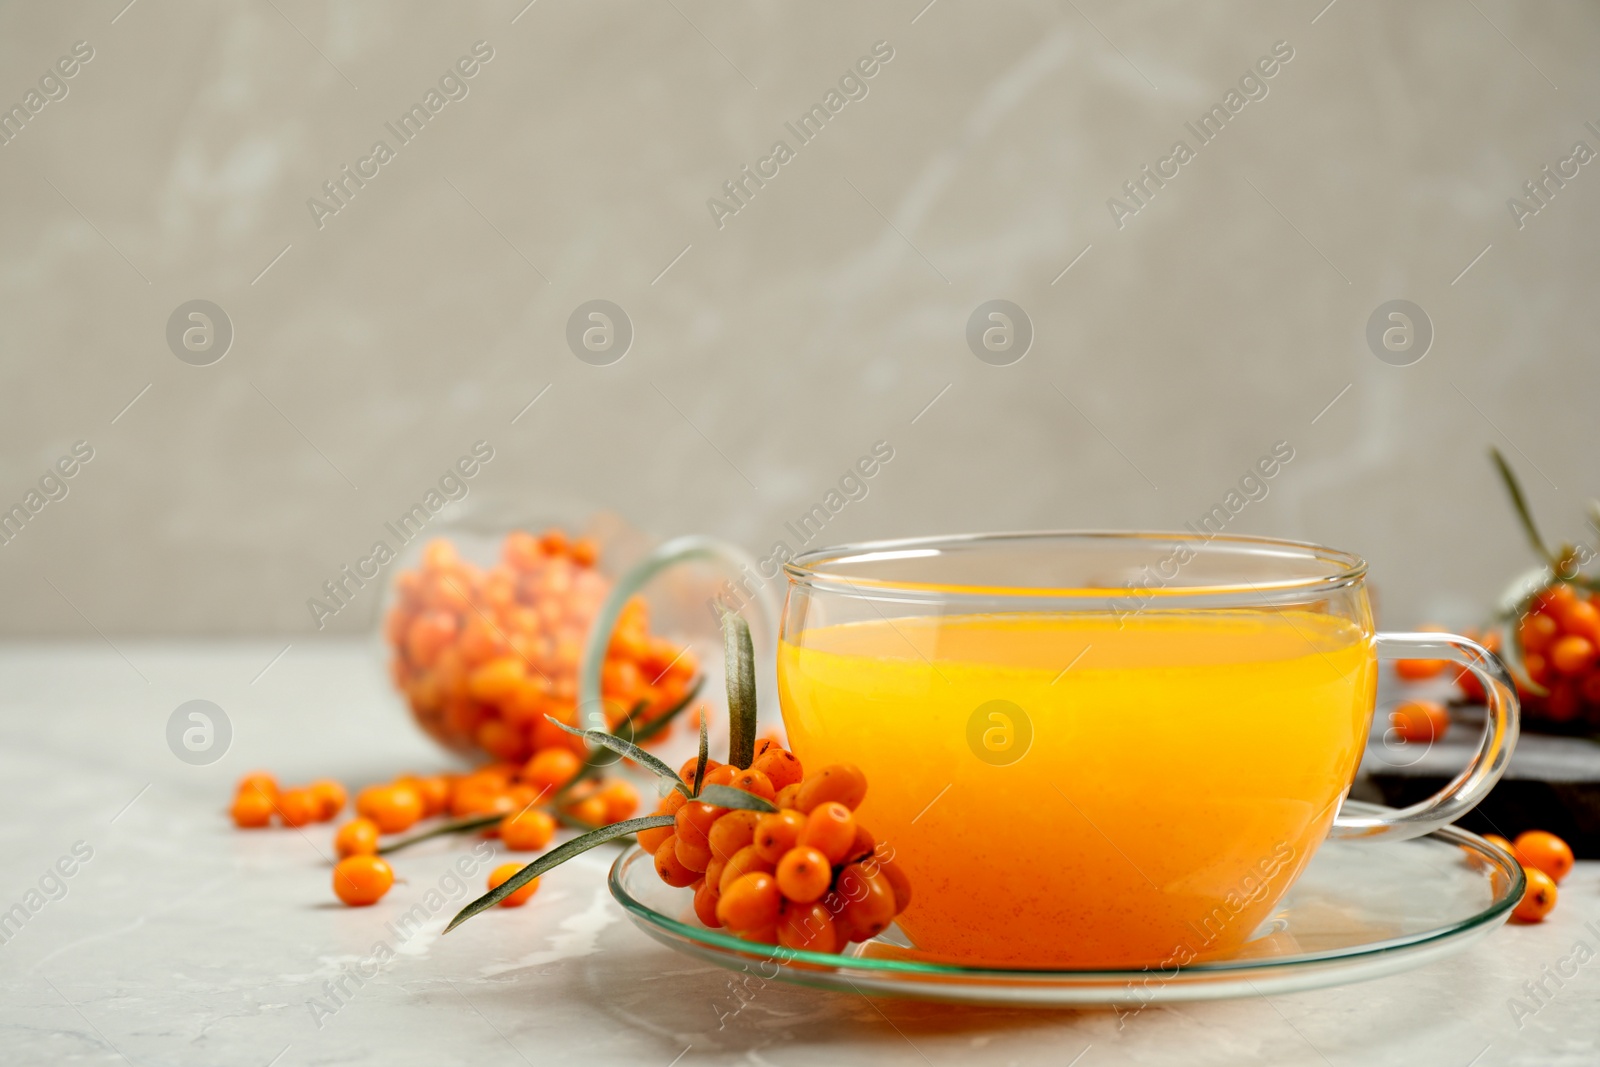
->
[778, 610, 1377, 967]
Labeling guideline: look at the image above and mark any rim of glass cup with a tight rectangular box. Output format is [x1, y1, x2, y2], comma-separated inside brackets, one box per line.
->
[783, 530, 1368, 603]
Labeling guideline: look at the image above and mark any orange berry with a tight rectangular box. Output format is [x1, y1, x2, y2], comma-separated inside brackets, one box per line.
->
[275, 788, 319, 828]
[334, 818, 381, 858]
[310, 780, 347, 822]
[1394, 657, 1447, 681]
[654, 835, 700, 887]
[1514, 866, 1558, 922]
[675, 802, 723, 847]
[357, 784, 424, 834]
[775, 846, 832, 903]
[718, 844, 775, 893]
[1523, 652, 1548, 685]
[333, 855, 394, 906]
[1549, 635, 1596, 676]
[567, 794, 609, 827]
[1513, 830, 1574, 884]
[1520, 612, 1559, 653]
[540, 528, 569, 555]
[570, 538, 599, 567]
[660, 790, 688, 817]
[523, 749, 583, 795]
[1482, 833, 1514, 855]
[675, 830, 714, 873]
[847, 824, 876, 862]
[707, 810, 761, 863]
[774, 784, 802, 810]
[716, 872, 782, 931]
[1390, 700, 1449, 744]
[236, 771, 278, 799]
[637, 819, 675, 855]
[396, 774, 448, 818]
[794, 765, 867, 813]
[501, 809, 556, 851]
[600, 780, 639, 822]
[1558, 599, 1600, 643]
[230, 790, 273, 828]
[874, 854, 912, 913]
[727, 768, 776, 802]
[754, 810, 807, 863]
[693, 878, 723, 928]
[680, 757, 722, 783]
[701, 764, 739, 788]
[704, 856, 727, 891]
[832, 863, 897, 942]
[752, 748, 803, 790]
[488, 861, 540, 906]
[800, 802, 857, 865]
[777, 900, 839, 954]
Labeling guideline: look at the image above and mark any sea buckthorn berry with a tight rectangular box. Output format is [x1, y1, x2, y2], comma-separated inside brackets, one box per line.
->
[395, 774, 446, 818]
[737, 925, 779, 945]
[705, 856, 727, 890]
[774, 784, 802, 810]
[675, 802, 723, 847]
[1514, 866, 1557, 922]
[230, 790, 273, 828]
[660, 790, 688, 817]
[1482, 833, 1514, 854]
[754, 810, 807, 864]
[567, 794, 609, 827]
[1558, 599, 1600, 643]
[719, 845, 776, 893]
[501, 809, 556, 852]
[752, 748, 803, 790]
[1390, 700, 1449, 744]
[1514, 830, 1574, 884]
[310, 780, 347, 821]
[727, 768, 776, 802]
[333, 855, 394, 906]
[1549, 635, 1596, 676]
[775, 846, 832, 903]
[680, 757, 722, 783]
[847, 824, 876, 862]
[1394, 656, 1447, 681]
[693, 878, 723, 928]
[488, 862, 540, 906]
[451, 779, 512, 818]
[702, 764, 739, 788]
[716, 872, 782, 932]
[752, 738, 778, 759]
[335, 818, 381, 858]
[875, 855, 912, 913]
[523, 749, 583, 794]
[236, 771, 278, 799]
[1520, 613, 1558, 652]
[600, 780, 639, 822]
[800, 802, 857, 865]
[795, 764, 867, 813]
[275, 788, 319, 828]
[675, 830, 714, 873]
[654, 835, 700, 887]
[637, 819, 675, 855]
[358, 784, 424, 834]
[833, 864, 897, 942]
[707, 810, 761, 862]
[778, 901, 840, 954]
[1522, 653, 1548, 686]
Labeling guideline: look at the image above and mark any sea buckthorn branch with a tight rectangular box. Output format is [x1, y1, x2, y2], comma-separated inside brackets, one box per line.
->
[445, 814, 677, 931]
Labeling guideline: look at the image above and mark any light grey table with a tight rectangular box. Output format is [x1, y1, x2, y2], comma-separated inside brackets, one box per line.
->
[1, 643, 1594, 1067]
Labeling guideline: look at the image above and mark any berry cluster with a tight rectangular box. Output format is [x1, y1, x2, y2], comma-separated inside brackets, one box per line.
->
[1504, 584, 1600, 729]
[640, 741, 910, 952]
[386, 531, 700, 762]
[230, 772, 346, 828]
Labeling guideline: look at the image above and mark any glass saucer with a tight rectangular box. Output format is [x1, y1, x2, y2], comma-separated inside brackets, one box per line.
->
[606, 810, 1523, 1005]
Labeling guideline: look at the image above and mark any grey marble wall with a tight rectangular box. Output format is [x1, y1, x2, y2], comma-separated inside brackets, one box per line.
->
[1, 1, 1596, 636]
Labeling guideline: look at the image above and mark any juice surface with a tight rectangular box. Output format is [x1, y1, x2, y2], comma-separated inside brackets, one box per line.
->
[777, 610, 1377, 968]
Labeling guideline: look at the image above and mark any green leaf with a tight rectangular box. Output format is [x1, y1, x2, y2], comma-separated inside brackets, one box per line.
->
[444, 815, 675, 933]
[692, 707, 709, 795]
[696, 784, 777, 813]
[377, 812, 503, 855]
[548, 716, 689, 796]
[721, 607, 758, 769]
[1491, 447, 1556, 567]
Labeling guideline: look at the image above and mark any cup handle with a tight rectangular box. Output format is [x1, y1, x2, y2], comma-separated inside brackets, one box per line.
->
[1329, 631, 1520, 842]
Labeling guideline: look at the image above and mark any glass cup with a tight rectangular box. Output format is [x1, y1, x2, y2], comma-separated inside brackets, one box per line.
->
[776, 532, 1517, 969]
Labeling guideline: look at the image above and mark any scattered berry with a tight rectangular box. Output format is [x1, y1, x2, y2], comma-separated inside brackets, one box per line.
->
[335, 818, 381, 858]
[333, 855, 394, 906]
[1513, 830, 1574, 884]
[1390, 700, 1449, 744]
[1514, 866, 1558, 923]
[488, 862, 539, 906]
